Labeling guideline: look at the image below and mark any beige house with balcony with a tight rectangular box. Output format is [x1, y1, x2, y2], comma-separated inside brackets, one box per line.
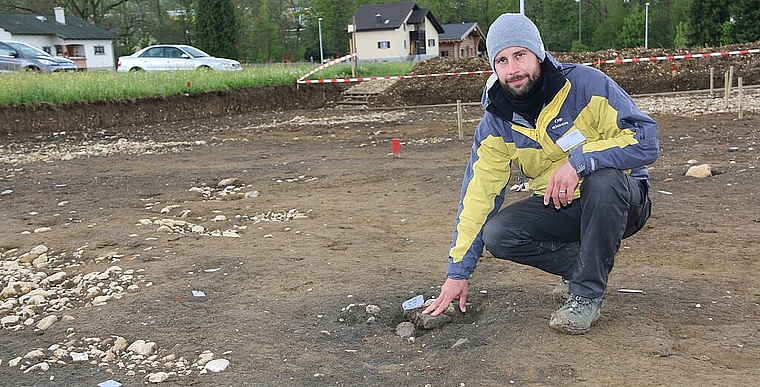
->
[0, 7, 119, 71]
[349, 2, 444, 63]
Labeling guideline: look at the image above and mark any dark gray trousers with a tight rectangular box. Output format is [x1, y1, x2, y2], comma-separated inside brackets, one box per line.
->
[481, 168, 652, 298]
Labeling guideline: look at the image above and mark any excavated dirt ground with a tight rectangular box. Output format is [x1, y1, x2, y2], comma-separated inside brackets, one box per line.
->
[1, 45, 760, 386]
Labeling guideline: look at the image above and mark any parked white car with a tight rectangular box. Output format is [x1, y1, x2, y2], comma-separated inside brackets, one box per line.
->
[117, 44, 242, 72]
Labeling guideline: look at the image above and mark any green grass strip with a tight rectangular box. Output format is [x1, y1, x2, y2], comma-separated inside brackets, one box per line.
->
[0, 62, 415, 107]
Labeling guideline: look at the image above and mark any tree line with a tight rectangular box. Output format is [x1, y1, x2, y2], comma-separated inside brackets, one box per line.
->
[1, 0, 758, 63]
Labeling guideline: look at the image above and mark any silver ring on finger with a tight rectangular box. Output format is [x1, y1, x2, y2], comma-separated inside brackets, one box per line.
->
[558, 190, 566, 193]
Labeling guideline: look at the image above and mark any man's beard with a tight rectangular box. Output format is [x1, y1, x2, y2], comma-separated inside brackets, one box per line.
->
[500, 70, 541, 98]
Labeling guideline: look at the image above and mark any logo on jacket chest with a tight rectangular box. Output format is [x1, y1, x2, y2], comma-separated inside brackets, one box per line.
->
[550, 117, 570, 131]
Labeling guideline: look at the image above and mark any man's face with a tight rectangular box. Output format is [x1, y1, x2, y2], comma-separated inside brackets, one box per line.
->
[493, 46, 541, 97]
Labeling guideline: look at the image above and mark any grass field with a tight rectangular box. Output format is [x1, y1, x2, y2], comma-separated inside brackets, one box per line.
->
[0, 61, 414, 106]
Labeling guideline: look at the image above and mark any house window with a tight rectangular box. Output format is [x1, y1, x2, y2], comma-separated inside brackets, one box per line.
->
[377, 41, 391, 49]
[441, 51, 449, 57]
[42, 46, 52, 54]
[428, 39, 435, 47]
[94, 45, 105, 55]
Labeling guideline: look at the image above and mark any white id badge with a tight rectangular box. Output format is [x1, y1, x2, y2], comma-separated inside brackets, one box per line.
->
[556, 128, 586, 152]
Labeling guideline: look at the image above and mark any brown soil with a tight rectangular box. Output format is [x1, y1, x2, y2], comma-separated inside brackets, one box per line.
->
[1, 47, 759, 386]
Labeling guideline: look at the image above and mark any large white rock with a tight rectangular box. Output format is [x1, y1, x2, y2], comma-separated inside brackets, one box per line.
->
[685, 164, 712, 178]
[204, 358, 230, 373]
[127, 339, 156, 356]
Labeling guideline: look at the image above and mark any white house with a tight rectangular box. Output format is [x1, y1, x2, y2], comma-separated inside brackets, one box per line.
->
[0, 7, 119, 71]
[349, 2, 444, 63]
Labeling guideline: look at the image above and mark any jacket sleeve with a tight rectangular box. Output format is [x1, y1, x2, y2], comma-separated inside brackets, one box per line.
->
[567, 74, 660, 177]
[447, 113, 513, 279]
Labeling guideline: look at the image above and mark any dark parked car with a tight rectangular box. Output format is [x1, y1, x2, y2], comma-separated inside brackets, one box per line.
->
[0, 41, 78, 73]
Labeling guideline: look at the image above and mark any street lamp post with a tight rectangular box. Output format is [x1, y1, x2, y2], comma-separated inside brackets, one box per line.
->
[576, 0, 581, 44]
[644, 3, 650, 49]
[318, 17, 324, 64]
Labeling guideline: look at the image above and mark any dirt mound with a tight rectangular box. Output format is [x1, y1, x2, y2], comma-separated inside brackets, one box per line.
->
[0, 84, 346, 138]
[375, 42, 760, 107]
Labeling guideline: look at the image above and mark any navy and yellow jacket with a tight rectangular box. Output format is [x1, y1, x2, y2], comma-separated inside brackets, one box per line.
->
[446, 53, 660, 280]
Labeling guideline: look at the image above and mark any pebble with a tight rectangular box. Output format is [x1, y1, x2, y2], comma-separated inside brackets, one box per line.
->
[148, 371, 170, 383]
[395, 322, 415, 338]
[23, 362, 50, 373]
[36, 315, 58, 330]
[451, 338, 470, 349]
[203, 358, 230, 373]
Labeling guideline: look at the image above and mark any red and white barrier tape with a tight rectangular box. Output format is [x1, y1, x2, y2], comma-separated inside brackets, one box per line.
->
[297, 53, 357, 83]
[580, 48, 760, 66]
[297, 48, 759, 84]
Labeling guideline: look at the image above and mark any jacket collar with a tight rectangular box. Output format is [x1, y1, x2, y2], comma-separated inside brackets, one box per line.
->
[482, 52, 567, 125]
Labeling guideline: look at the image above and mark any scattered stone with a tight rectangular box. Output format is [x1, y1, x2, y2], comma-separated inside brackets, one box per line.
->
[127, 340, 156, 356]
[1, 315, 21, 326]
[451, 338, 470, 349]
[112, 336, 128, 352]
[395, 322, 415, 338]
[422, 298, 456, 314]
[36, 315, 58, 331]
[148, 371, 170, 383]
[23, 349, 46, 360]
[686, 164, 712, 178]
[217, 178, 240, 187]
[365, 304, 381, 314]
[197, 351, 214, 366]
[407, 311, 452, 330]
[204, 358, 230, 373]
[22, 361, 50, 373]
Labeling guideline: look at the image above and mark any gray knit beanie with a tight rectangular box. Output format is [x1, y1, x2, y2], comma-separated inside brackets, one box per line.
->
[486, 13, 546, 70]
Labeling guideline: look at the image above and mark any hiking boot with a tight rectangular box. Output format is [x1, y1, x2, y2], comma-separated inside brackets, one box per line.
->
[551, 278, 570, 303]
[549, 294, 602, 335]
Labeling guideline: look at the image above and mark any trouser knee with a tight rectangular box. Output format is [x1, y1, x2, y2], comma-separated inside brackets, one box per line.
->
[580, 168, 628, 204]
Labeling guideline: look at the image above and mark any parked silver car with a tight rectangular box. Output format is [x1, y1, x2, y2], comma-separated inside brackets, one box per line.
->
[0, 41, 78, 73]
[117, 44, 242, 72]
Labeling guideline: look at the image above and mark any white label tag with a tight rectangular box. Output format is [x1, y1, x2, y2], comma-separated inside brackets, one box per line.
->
[556, 128, 586, 152]
[402, 295, 424, 310]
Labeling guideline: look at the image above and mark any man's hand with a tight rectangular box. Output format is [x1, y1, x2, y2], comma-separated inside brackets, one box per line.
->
[544, 161, 580, 209]
[422, 278, 468, 316]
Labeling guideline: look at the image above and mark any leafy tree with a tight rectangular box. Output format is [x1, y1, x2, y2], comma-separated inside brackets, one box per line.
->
[673, 21, 688, 48]
[686, 0, 731, 47]
[536, 0, 578, 52]
[312, 0, 356, 59]
[720, 20, 734, 45]
[590, 0, 627, 50]
[731, 0, 760, 43]
[617, 7, 644, 48]
[194, 0, 239, 59]
[0, 0, 131, 25]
